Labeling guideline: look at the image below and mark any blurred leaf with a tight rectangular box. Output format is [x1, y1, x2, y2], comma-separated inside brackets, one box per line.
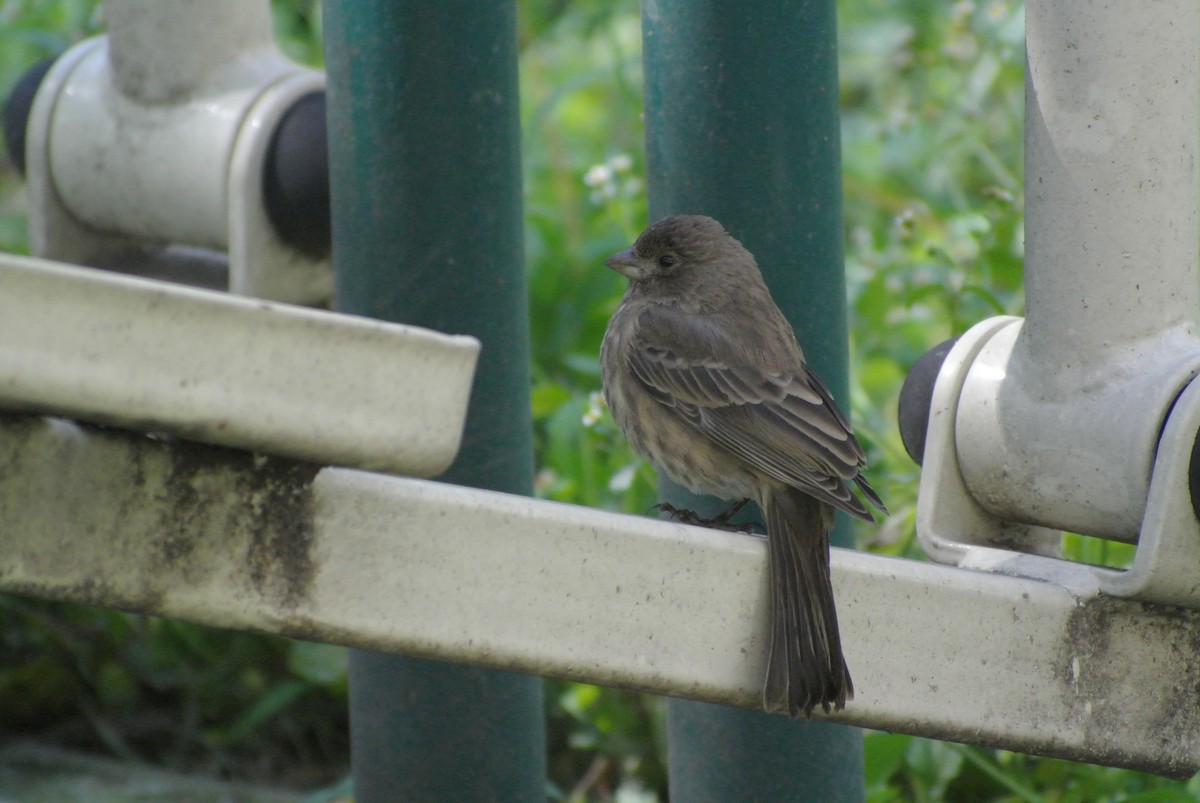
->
[905, 737, 965, 799]
[533, 380, 573, 418]
[864, 731, 910, 790]
[287, 641, 347, 687]
[212, 680, 309, 746]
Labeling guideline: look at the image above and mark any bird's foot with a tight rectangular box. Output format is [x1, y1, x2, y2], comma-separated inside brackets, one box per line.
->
[650, 499, 759, 533]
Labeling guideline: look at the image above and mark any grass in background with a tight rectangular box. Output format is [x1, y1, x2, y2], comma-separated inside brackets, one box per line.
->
[0, 0, 1196, 799]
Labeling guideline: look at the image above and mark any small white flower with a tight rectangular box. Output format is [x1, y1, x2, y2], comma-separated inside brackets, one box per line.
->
[582, 391, 607, 427]
[609, 153, 633, 172]
[584, 163, 614, 187]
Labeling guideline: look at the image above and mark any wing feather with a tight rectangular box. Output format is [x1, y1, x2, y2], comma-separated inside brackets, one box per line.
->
[627, 307, 883, 521]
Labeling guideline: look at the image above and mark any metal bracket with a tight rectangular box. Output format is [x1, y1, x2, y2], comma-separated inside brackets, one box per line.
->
[918, 315, 1200, 609]
[22, 1, 330, 303]
[916, 317, 1064, 566]
[915, 0, 1200, 610]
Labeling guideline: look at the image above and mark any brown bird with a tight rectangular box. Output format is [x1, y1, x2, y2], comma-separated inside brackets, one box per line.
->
[600, 215, 885, 717]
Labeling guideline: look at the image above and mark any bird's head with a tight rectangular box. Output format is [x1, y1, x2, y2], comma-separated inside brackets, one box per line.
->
[605, 215, 752, 283]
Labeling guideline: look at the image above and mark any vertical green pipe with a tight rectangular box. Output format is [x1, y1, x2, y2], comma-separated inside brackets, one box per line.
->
[323, 3, 546, 801]
[642, 1, 865, 800]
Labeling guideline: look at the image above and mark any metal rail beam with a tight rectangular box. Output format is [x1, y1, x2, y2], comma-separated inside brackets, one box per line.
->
[2, 415, 1196, 778]
[0, 255, 477, 478]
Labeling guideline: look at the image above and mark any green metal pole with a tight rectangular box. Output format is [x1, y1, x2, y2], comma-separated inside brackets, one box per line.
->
[323, 3, 546, 801]
[642, 1, 865, 800]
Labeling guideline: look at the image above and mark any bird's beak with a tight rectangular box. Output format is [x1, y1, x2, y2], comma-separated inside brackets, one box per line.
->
[604, 247, 646, 280]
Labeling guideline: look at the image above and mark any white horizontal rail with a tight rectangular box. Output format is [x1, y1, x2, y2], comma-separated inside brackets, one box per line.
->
[1, 415, 1197, 778]
[0, 255, 478, 477]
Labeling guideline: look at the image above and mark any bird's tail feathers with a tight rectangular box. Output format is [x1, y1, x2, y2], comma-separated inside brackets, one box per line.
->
[762, 488, 853, 718]
[854, 475, 888, 518]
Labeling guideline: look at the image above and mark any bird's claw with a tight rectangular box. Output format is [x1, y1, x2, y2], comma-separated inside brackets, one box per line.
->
[650, 499, 760, 533]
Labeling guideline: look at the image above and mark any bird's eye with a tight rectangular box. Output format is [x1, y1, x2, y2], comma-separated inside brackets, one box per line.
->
[658, 254, 677, 269]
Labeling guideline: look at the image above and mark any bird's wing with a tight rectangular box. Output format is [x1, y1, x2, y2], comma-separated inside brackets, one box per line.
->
[627, 305, 878, 521]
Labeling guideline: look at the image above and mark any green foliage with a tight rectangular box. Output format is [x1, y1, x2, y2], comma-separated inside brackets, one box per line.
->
[0, 0, 1196, 799]
[0, 598, 347, 785]
[840, 0, 1028, 562]
[521, 0, 653, 522]
[546, 680, 665, 801]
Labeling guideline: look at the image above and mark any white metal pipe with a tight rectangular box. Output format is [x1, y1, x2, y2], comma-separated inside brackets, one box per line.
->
[954, 0, 1200, 540]
[104, 0, 277, 104]
[1023, 0, 1200, 353]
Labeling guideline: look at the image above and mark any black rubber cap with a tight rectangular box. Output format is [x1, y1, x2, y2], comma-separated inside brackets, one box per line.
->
[898, 337, 959, 466]
[3, 57, 57, 176]
[263, 90, 330, 258]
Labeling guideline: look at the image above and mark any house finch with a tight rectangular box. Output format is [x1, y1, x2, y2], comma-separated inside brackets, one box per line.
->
[600, 215, 885, 717]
